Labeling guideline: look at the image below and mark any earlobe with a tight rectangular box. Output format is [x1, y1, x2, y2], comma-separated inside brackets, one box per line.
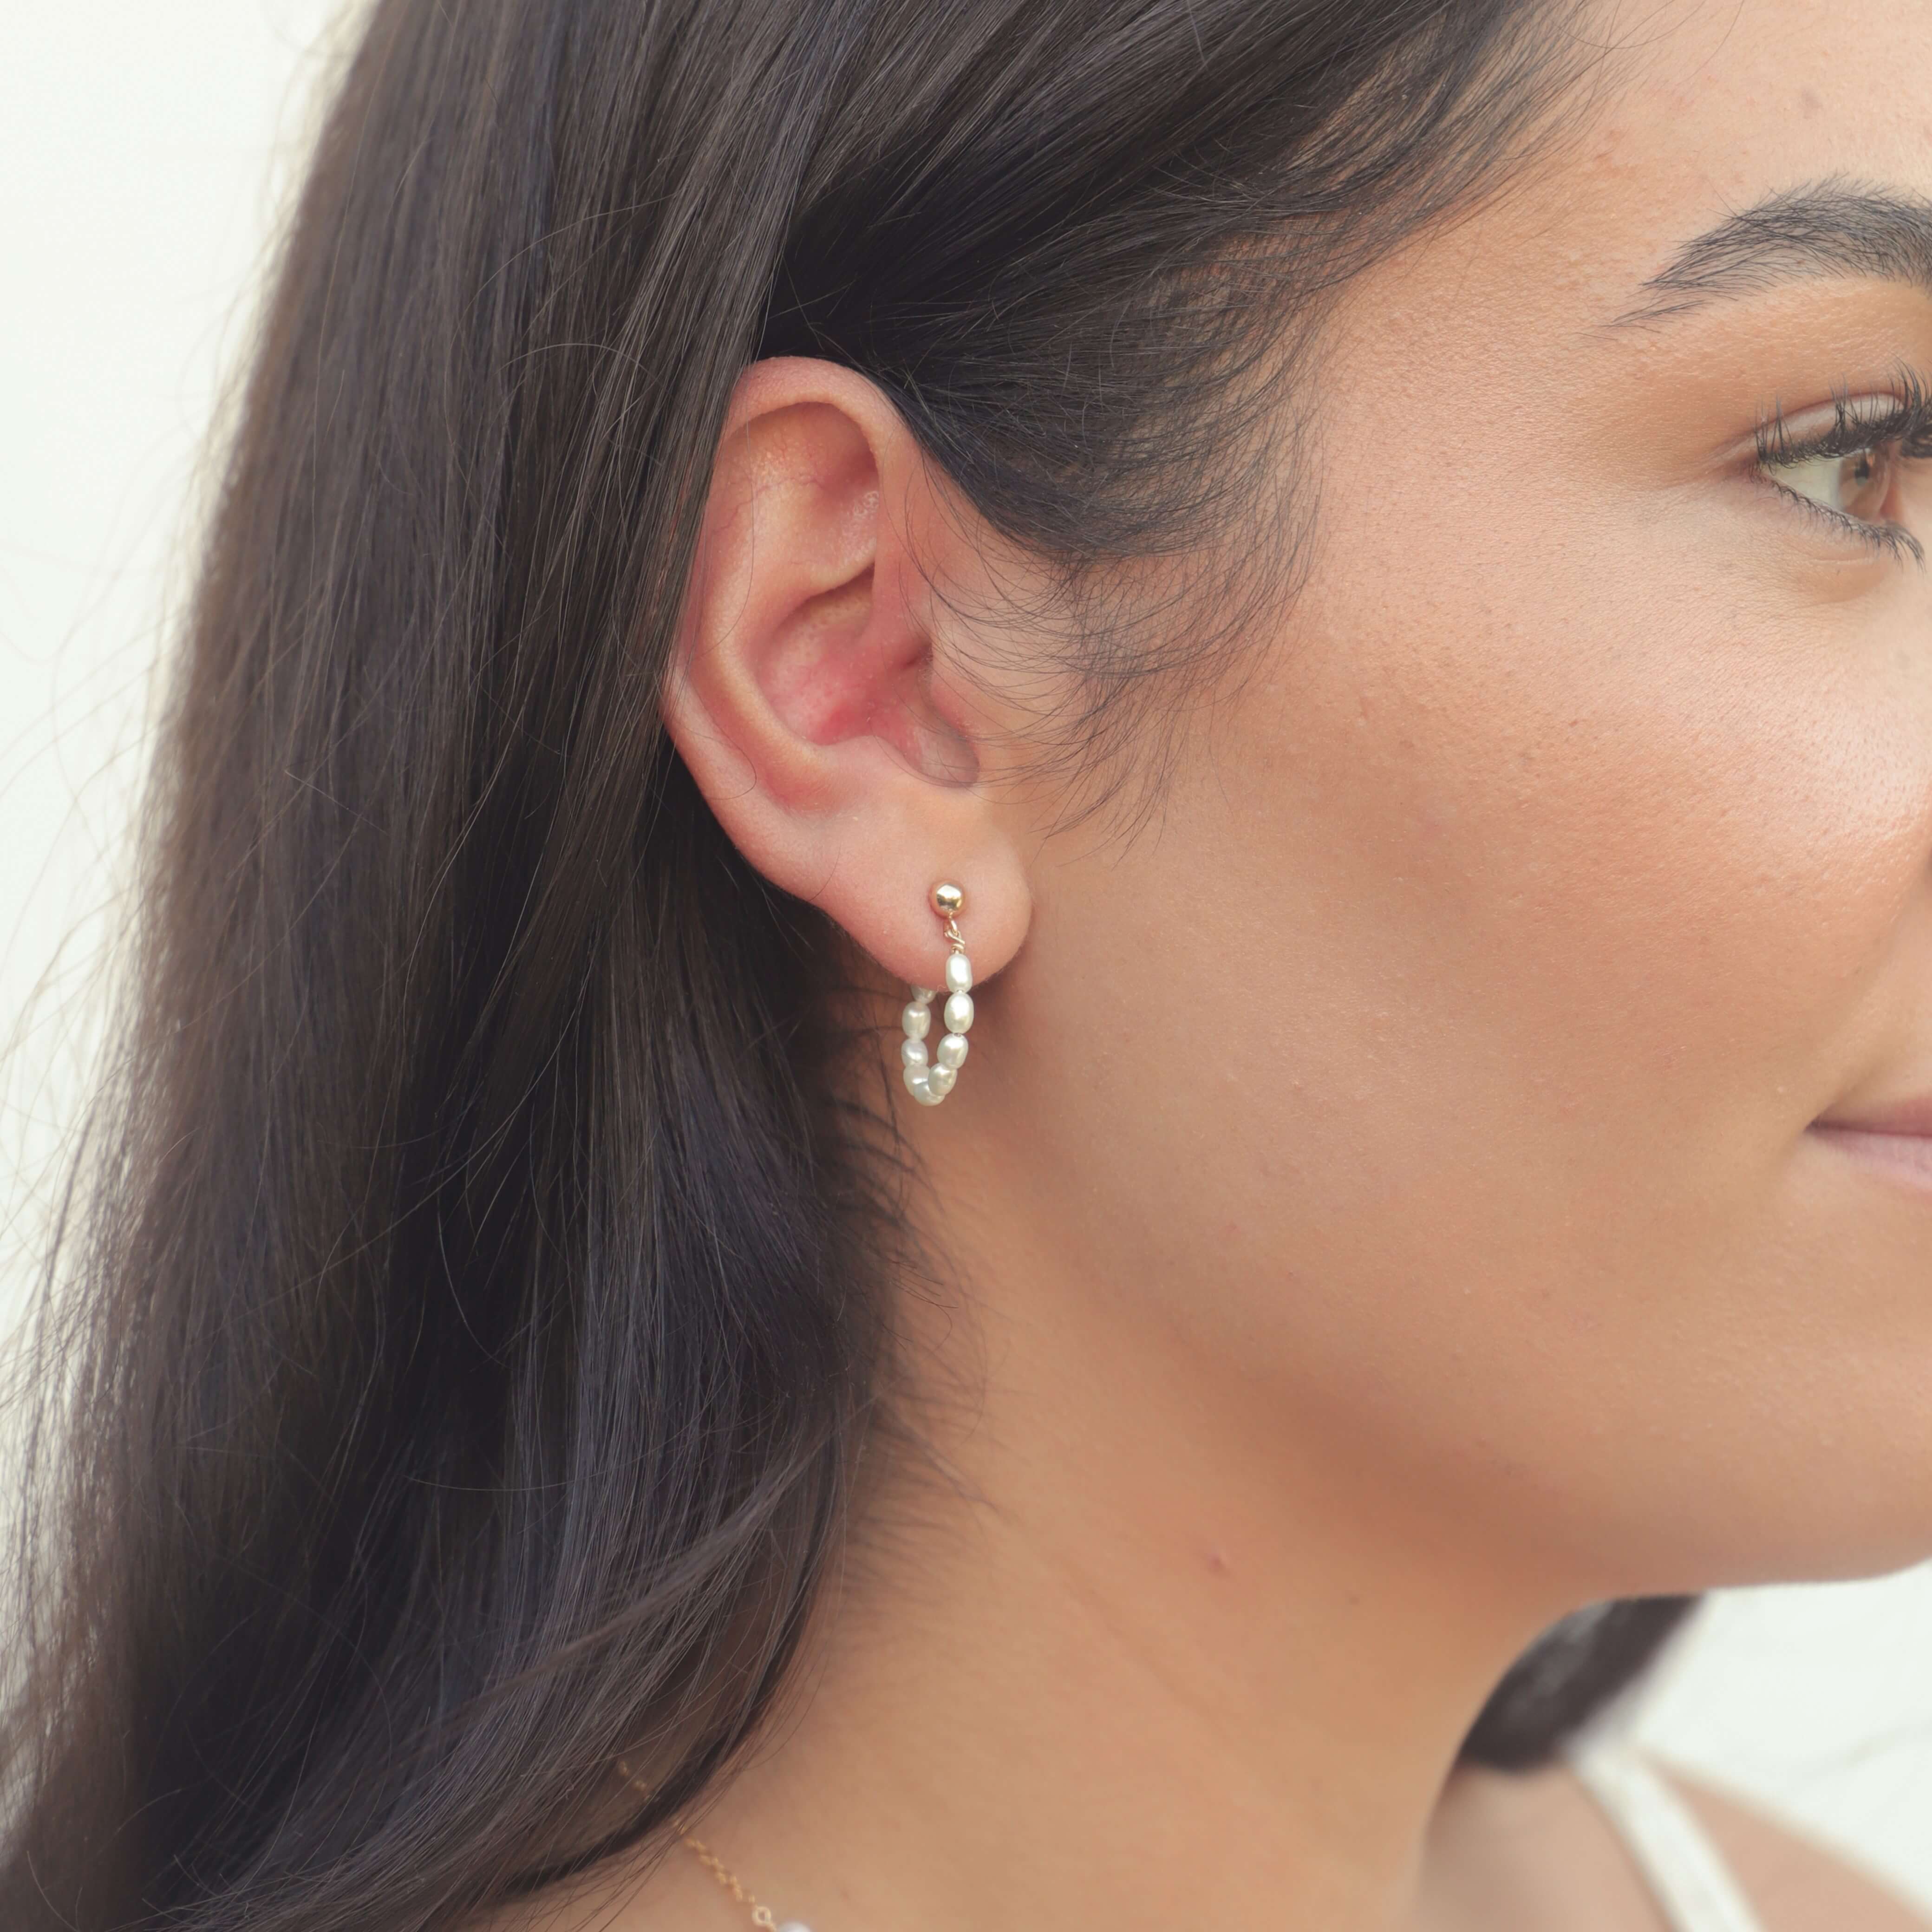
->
[659, 358, 1031, 994]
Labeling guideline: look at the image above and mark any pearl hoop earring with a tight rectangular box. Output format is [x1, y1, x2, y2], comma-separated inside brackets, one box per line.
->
[901, 881, 973, 1107]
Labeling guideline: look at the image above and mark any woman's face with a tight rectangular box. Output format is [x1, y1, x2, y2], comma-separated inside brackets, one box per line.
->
[953, 0, 1932, 1595]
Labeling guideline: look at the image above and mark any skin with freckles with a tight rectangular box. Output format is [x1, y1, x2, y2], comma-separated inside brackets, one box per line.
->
[487, 0, 1932, 1926]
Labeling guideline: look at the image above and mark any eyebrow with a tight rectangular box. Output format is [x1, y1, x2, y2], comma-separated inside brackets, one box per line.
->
[1613, 178, 1932, 326]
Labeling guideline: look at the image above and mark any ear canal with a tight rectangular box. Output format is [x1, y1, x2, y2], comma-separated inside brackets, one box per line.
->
[902, 708, 979, 785]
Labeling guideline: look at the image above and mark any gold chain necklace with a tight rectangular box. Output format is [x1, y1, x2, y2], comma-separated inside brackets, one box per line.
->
[615, 1762, 813, 1932]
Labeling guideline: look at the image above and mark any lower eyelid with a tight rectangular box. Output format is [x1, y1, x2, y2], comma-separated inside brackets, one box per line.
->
[1754, 465, 1911, 560]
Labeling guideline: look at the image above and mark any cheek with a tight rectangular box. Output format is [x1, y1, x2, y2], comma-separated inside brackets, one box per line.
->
[1166, 554, 1932, 1258]
[1297, 590, 1932, 1142]
[1004, 509, 1932, 1586]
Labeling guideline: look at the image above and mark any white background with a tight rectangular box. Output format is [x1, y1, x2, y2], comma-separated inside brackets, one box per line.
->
[2, 0, 1929, 1912]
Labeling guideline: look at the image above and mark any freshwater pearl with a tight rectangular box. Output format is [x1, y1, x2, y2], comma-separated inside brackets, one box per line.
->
[905, 911, 976, 1108]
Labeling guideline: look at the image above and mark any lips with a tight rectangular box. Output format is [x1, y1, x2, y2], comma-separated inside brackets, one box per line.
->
[1810, 1100, 1932, 1188]
[1814, 1094, 1932, 1139]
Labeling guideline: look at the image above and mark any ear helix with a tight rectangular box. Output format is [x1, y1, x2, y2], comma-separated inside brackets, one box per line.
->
[900, 880, 973, 1106]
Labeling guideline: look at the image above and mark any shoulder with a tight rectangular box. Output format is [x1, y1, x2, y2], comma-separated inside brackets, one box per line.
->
[1424, 1755, 1930, 1932]
[1658, 1762, 1930, 1932]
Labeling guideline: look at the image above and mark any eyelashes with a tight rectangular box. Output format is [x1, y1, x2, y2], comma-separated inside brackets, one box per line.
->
[1752, 364, 1932, 565]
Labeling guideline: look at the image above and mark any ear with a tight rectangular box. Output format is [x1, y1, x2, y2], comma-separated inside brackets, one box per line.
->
[660, 357, 1031, 992]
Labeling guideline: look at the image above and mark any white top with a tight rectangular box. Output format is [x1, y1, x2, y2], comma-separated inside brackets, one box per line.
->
[1566, 1735, 1769, 1932]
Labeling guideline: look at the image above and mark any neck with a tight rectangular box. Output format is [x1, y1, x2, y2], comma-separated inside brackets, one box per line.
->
[681, 1155, 1586, 1932]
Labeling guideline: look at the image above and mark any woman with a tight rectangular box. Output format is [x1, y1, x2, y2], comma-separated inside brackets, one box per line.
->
[5, 0, 1930, 1925]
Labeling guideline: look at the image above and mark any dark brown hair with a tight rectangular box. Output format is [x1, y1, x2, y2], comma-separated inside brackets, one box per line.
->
[2, 4, 1690, 1927]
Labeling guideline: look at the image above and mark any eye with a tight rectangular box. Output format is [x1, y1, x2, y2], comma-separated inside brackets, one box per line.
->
[1760, 439, 1901, 524]
[1748, 376, 1932, 562]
